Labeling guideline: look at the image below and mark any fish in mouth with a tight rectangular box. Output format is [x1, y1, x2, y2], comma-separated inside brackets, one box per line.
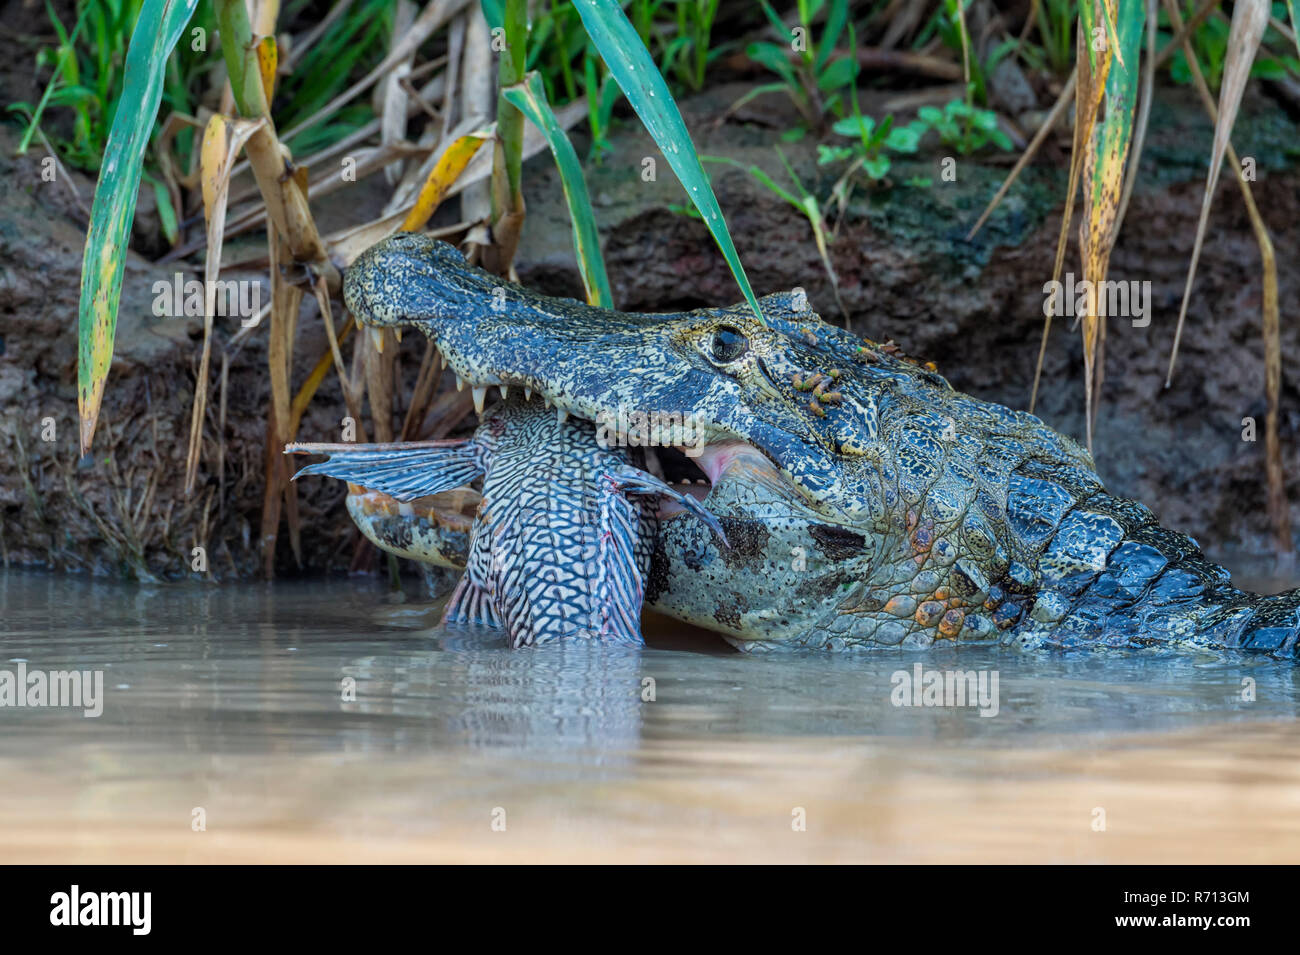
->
[292, 395, 727, 646]
[288, 233, 1300, 660]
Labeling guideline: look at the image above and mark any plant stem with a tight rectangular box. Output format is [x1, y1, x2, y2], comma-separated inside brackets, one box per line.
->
[487, 0, 528, 272]
[212, 0, 336, 287]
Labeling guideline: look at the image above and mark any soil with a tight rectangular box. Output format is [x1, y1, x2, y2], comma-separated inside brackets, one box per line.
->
[3, 7, 1299, 582]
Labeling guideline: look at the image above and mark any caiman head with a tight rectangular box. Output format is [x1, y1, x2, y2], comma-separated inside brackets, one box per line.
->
[339, 233, 1300, 658]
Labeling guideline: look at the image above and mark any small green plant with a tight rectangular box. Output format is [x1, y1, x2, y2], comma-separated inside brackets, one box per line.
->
[818, 114, 923, 181]
[660, 0, 723, 92]
[275, 0, 397, 155]
[1160, 5, 1300, 88]
[744, 0, 856, 130]
[582, 51, 623, 162]
[916, 0, 1017, 107]
[917, 98, 1013, 154]
[1019, 0, 1078, 77]
[707, 149, 846, 319]
[814, 22, 921, 185]
[9, 0, 217, 172]
[528, 1, 622, 161]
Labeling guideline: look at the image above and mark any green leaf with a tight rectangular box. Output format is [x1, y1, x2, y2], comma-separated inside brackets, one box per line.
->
[480, 0, 504, 31]
[885, 125, 921, 153]
[503, 72, 614, 308]
[816, 56, 857, 92]
[862, 154, 890, 179]
[832, 114, 876, 138]
[1089, 0, 1145, 211]
[814, 0, 849, 73]
[150, 176, 179, 246]
[1250, 56, 1288, 79]
[747, 41, 798, 83]
[816, 143, 854, 164]
[756, 0, 791, 40]
[867, 113, 893, 149]
[573, 0, 764, 322]
[77, 0, 201, 453]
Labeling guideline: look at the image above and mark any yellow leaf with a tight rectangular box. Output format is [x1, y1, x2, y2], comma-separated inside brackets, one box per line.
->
[256, 35, 278, 104]
[401, 131, 491, 232]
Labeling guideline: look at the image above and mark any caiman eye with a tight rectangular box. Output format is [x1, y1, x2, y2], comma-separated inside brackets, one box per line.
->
[710, 325, 749, 363]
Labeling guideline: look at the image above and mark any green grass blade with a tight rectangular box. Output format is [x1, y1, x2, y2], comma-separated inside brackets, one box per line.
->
[16, 2, 92, 155]
[503, 72, 613, 308]
[570, 0, 765, 323]
[77, 0, 200, 453]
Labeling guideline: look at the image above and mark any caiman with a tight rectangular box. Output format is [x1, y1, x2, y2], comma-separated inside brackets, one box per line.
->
[290, 233, 1300, 660]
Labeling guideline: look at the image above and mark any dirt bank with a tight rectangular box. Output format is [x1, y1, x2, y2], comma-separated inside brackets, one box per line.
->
[2, 82, 1298, 581]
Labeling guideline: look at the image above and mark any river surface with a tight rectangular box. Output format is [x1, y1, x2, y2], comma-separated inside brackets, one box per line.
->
[2, 569, 1299, 863]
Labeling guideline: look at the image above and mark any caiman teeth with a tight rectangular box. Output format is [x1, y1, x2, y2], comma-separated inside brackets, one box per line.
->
[370, 327, 385, 353]
[472, 387, 488, 414]
[524, 387, 533, 401]
[455, 376, 465, 392]
[499, 385, 509, 400]
[556, 407, 568, 424]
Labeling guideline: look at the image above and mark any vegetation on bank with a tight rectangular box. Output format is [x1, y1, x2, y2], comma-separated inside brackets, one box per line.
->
[7, 0, 1300, 574]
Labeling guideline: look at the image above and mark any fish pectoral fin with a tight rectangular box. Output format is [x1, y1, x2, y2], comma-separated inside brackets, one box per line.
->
[605, 468, 730, 549]
[286, 439, 486, 501]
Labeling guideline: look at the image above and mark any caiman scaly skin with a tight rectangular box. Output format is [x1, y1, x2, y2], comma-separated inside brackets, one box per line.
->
[317, 233, 1299, 658]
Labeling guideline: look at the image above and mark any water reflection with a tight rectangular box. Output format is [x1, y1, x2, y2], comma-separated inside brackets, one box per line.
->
[3, 570, 1299, 862]
[3, 570, 1299, 758]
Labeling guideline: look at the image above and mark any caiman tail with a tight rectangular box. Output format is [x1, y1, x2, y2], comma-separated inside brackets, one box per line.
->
[1000, 458, 1300, 659]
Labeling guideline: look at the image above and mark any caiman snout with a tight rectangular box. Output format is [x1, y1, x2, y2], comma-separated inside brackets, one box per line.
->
[344, 232, 500, 331]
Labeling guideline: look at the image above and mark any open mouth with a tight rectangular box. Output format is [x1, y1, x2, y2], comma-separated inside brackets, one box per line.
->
[366, 328, 799, 525]
[347, 271, 796, 525]
[434, 351, 786, 522]
[643, 441, 779, 519]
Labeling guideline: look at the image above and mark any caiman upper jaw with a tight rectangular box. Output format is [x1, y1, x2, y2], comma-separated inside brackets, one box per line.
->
[343, 234, 847, 518]
[344, 232, 717, 432]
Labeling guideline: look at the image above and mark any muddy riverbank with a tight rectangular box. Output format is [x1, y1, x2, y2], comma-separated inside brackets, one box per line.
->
[3, 83, 1299, 581]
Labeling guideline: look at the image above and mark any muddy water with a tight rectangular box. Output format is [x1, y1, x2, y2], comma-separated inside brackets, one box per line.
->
[2, 569, 1299, 863]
